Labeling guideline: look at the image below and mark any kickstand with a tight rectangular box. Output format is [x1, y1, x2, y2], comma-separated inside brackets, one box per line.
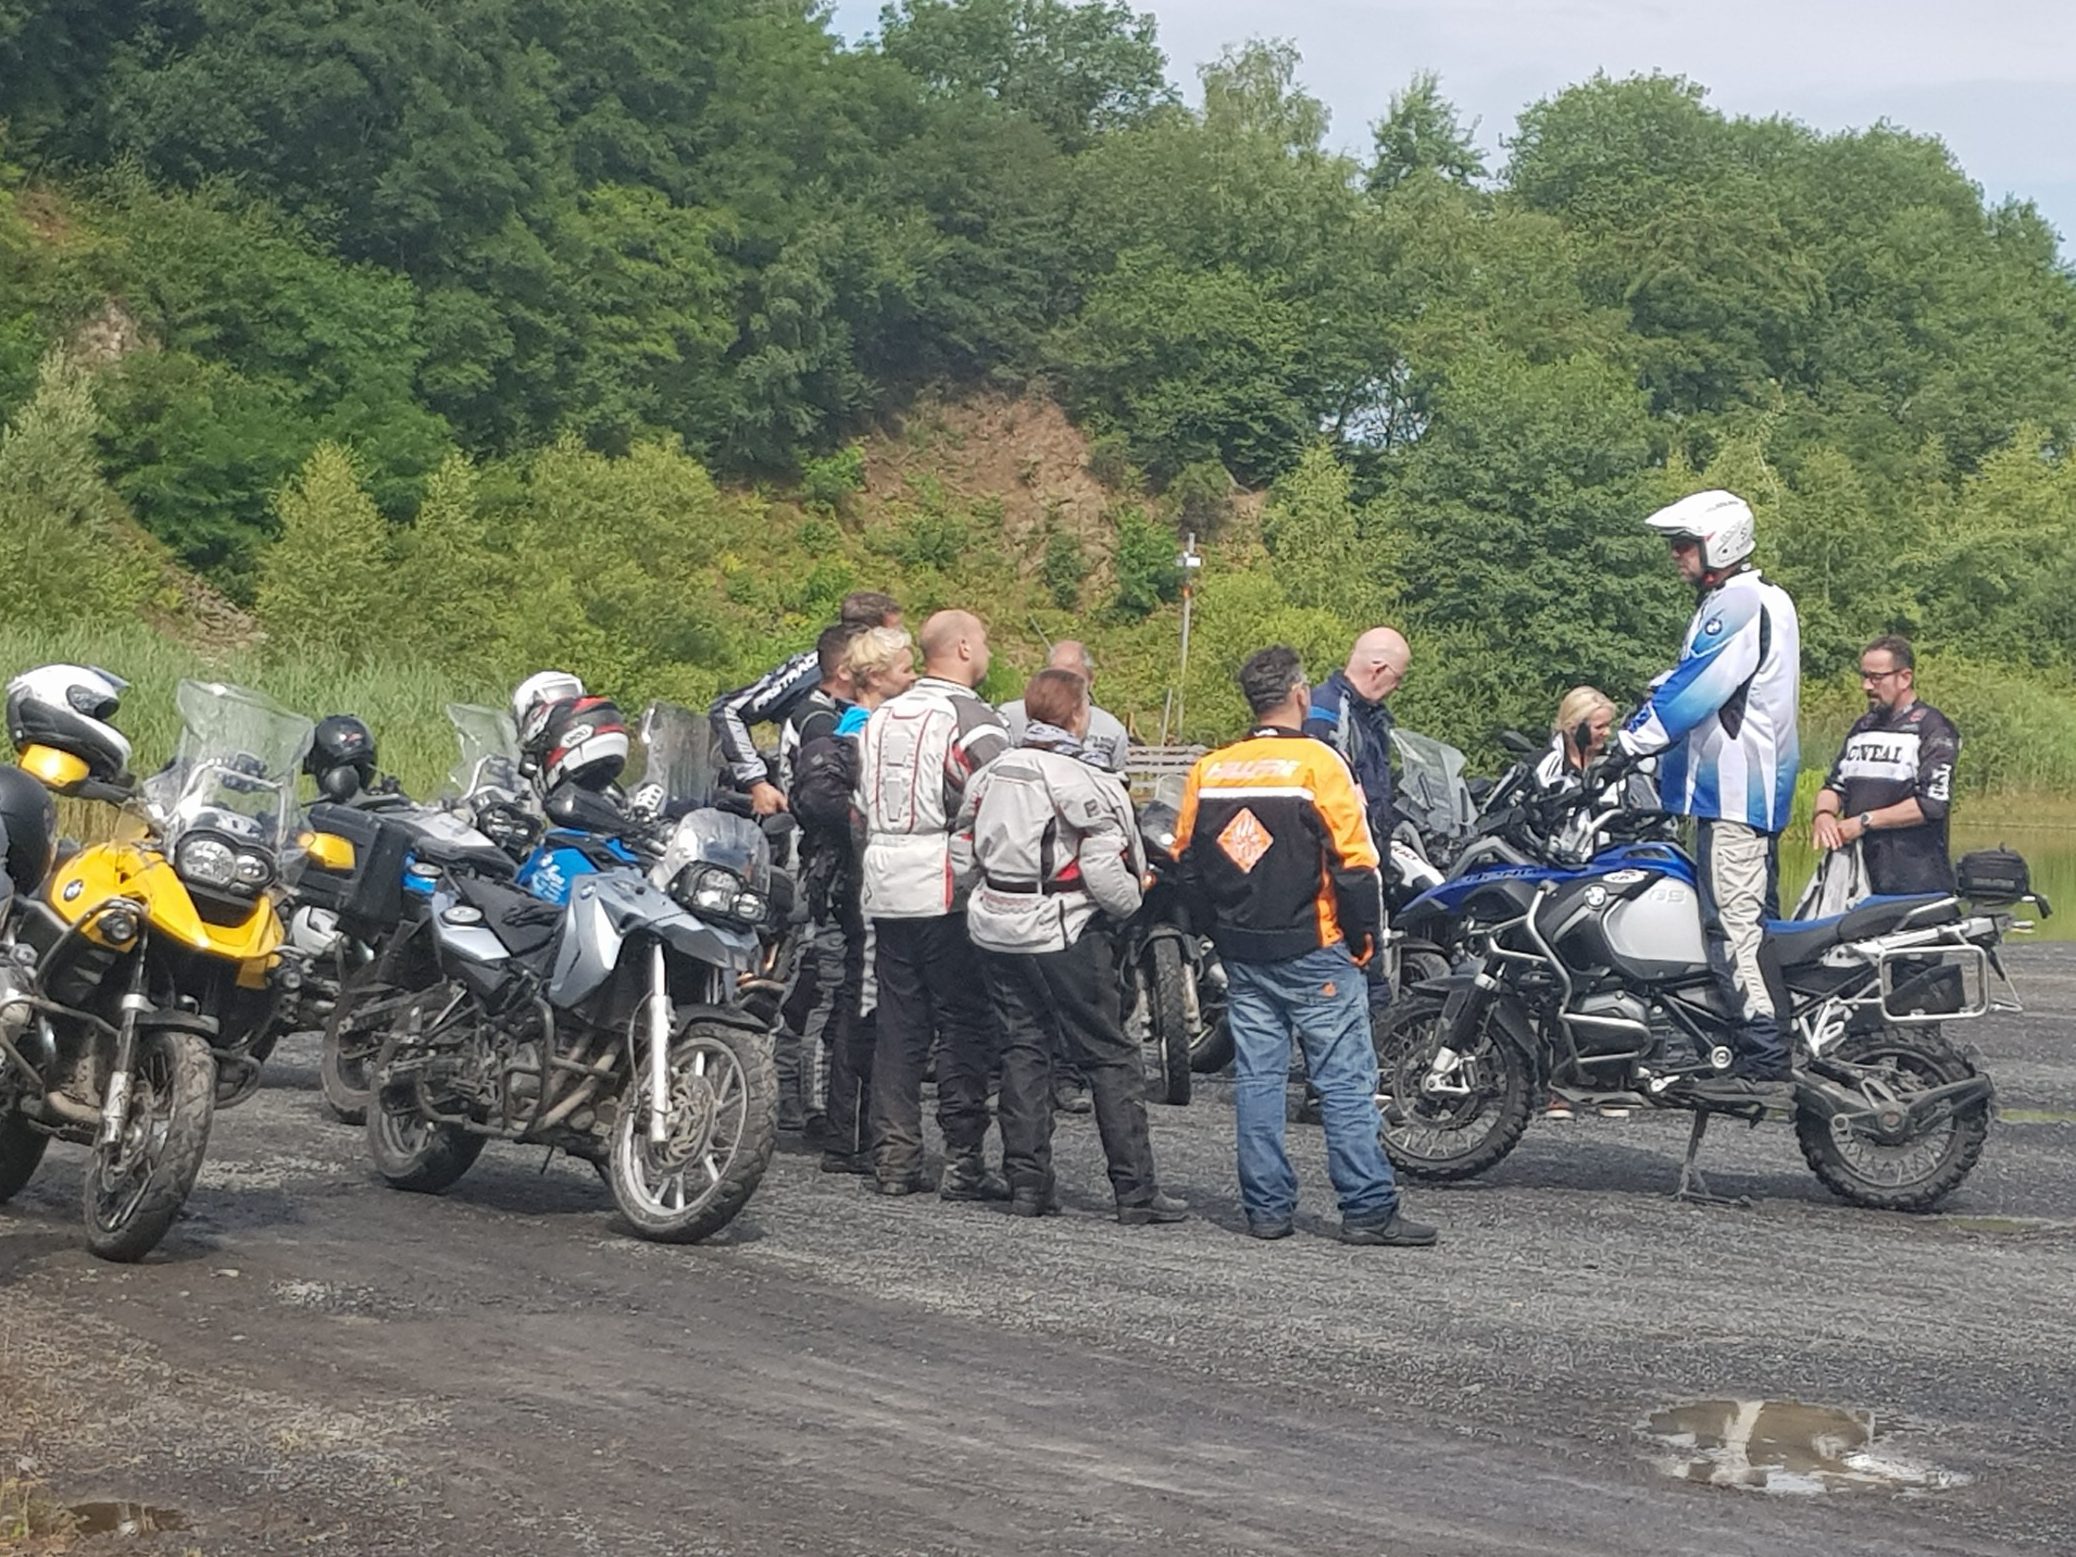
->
[1672, 1110, 1750, 1209]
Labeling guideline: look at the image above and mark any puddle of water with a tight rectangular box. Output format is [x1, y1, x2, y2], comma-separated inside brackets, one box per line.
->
[1640, 1400, 1967, 1495]
[64, 1500, 191, 1536]
[1998, 1107, 2076, 1125]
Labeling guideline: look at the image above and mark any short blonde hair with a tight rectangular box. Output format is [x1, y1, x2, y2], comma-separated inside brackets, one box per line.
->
[842, 626, 914, 689]
[1553, 685, 1618, 739]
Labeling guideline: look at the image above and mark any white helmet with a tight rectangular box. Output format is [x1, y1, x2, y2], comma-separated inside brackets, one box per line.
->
[1644, 489, 1755, 573]
[5, 664, 133, 780]
[511, 670, 583, 751]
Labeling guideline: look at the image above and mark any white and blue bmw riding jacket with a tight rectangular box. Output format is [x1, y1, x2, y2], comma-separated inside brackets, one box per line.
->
[1620, 568, 1801, 834]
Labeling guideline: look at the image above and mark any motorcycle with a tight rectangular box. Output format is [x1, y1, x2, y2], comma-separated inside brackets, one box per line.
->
[1373, 751, 2039, 1212]
[1129, 778, 1223, 1097]
[359, 704, 780, 1243]
[304, 704, 534, 1124]
[0, 679, 313, 1260]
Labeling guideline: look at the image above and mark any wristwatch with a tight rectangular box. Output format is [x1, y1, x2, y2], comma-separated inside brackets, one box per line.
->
[1856, 811, 1874, 834]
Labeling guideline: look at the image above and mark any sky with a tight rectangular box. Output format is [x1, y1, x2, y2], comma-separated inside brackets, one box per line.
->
[827, 0, 2076, 254]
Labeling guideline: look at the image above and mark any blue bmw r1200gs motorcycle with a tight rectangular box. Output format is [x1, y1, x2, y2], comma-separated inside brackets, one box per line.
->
[346, 703, 780, 1243]
[1373, 754, 2044, 1211]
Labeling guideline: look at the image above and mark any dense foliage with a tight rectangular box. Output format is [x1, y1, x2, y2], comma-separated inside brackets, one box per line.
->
[2, 2, 2075, 785]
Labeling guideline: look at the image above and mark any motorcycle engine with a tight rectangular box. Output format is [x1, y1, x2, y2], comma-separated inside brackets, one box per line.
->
[1571, 990, 1648, 1055]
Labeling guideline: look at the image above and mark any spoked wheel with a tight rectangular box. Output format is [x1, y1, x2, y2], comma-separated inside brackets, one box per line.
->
[1795, 1027, 1991, 1212]
[1373, 992, 1534, 1181]
[609, 1020, 776, 1244]
[1142, 939, 1193, 1106]
[82, 1029, 217, 1262]
[365, 985, 485, 1193]
[322, 961, 412, 1126]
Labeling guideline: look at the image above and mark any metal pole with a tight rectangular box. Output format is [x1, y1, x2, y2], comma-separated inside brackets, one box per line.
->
[1174, 532, 1201, 745]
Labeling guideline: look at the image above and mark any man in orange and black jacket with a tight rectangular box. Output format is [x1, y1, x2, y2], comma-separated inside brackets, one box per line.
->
[1174, 646, 1437, 1249]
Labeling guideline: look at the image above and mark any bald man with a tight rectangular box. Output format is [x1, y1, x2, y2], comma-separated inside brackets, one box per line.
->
[1306, 628, 1409, 843]
[856, 608, 1013, 1199]
[999, 641, 1131, 774]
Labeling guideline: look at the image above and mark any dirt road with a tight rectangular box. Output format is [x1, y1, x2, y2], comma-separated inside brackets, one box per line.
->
[5, 949, 2075, 1555]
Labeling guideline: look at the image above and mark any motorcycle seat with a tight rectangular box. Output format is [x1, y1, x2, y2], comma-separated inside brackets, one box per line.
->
[410, 832, 518, 879]
[1763, 893, 1958, 967]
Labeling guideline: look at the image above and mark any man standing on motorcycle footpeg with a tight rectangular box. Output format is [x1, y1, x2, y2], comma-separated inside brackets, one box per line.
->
[1174, 647, 1436, 1248]
[857, 609, 1012, 1199]
[954, 669, 1187, 1225]
[1617, 489, 1802, 1089]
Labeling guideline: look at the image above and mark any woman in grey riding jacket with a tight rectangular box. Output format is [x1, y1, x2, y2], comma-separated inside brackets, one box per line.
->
[951, 669, 1186, 1225]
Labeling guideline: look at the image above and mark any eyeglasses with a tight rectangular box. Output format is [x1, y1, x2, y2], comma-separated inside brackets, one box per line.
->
[1859, 668, 1905, 684]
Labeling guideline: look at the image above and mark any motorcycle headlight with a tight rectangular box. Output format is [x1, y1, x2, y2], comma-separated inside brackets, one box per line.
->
[674, 863, 745, 919]
[233, 850, 274, 889]
[731, 889, 769, 925]
[175, 834, 238, 890]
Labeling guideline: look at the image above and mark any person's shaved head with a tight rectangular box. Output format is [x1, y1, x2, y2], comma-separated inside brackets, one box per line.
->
[1046, 640, 1095, 683]
[1345, 627, 1411, 703]
[919, 609, 991, 688]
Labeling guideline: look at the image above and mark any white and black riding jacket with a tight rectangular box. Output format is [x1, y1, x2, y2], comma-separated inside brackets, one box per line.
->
[1823, 700, 1960, 895]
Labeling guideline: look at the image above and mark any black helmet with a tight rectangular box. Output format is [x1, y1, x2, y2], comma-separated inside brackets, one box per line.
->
[5, 664, 132, 781]
[306, 715, 377, 801]
[0, 763, 58, 896]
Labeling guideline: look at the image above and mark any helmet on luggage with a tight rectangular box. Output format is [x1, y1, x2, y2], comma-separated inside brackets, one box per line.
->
[4, 664, 132, 781]
[1643, 489, 1755, 572]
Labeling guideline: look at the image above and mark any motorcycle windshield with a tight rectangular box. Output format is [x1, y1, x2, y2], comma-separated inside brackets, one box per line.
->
[1391, 729, 1477, 841]
[145, 680, 316, 863]
[630, 701, 718, 816]
[442, 703, 524, 804]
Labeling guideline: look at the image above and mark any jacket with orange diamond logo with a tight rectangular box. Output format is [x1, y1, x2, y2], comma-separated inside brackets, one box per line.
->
[1173, 726, 1384, 965]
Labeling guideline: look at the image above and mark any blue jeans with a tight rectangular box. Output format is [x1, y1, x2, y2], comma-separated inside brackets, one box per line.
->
[1226, 943, 1398, 1226]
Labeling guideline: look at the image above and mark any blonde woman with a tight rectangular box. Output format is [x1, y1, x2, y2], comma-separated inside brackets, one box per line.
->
[1535, 685, 1629, 1122]
[835, 626, 917, 734]
[1535, 685, 1619, 791]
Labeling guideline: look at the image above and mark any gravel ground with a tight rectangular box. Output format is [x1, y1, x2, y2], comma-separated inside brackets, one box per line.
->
[3, 946, 2074, 1556]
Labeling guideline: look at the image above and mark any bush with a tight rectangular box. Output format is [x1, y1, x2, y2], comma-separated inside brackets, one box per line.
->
[1111, 504, 1179, 618]
[1169, 458, 1233, 537]
[1040, 529, 1088, 609]
[800, 443, 867, 512]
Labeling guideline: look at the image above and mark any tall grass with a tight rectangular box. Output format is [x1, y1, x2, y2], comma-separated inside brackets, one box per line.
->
[0, 620, 499, 798]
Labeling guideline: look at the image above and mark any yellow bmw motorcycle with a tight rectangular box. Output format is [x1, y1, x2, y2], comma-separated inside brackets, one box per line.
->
[0, 673, 314, 1260]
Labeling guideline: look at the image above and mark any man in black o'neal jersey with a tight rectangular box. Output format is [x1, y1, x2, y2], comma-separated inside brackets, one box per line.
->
[1812, 635, 1960, 896]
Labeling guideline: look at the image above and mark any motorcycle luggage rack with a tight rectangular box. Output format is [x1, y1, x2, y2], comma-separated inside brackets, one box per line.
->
[1859, 943, 1990, 1026]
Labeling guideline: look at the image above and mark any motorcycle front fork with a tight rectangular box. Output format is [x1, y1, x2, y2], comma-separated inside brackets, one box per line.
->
[98, 959, 153, 1149]
[646, 942, 671, 1146]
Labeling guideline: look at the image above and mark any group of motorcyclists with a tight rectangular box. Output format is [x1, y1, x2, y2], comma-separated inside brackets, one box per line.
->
[694, 485, 1970, 1246]
[0, 483, 1977, 1259]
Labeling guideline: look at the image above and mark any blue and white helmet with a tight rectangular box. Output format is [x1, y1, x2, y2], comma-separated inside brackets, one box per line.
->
[1644, 489, 1755, 573]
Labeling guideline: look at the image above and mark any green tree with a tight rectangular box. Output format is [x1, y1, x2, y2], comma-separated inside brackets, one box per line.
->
[0, 347, 153, 614]
[256, 443, 390, 665]
[1366, 70, 1485, 196]
[877, 0, 1171, 147]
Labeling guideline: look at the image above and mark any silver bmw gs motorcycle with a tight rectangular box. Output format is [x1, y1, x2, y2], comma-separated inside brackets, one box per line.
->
[358, 705, 779, 1243]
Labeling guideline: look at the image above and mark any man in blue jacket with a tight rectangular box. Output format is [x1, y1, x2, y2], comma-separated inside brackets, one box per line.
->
[1616, 490, 1801, 1083]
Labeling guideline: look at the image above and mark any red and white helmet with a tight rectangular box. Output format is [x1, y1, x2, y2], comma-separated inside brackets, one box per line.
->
[511, 670, 584, 752]
[528, 696, 629, 794]
[1644, 489, 1755, 573]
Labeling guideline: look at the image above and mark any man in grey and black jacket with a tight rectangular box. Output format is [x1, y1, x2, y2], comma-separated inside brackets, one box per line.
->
[855, 609, 1011, 1198]
[708, 591, 901, 815]
[954, 669, 1186, 1225]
